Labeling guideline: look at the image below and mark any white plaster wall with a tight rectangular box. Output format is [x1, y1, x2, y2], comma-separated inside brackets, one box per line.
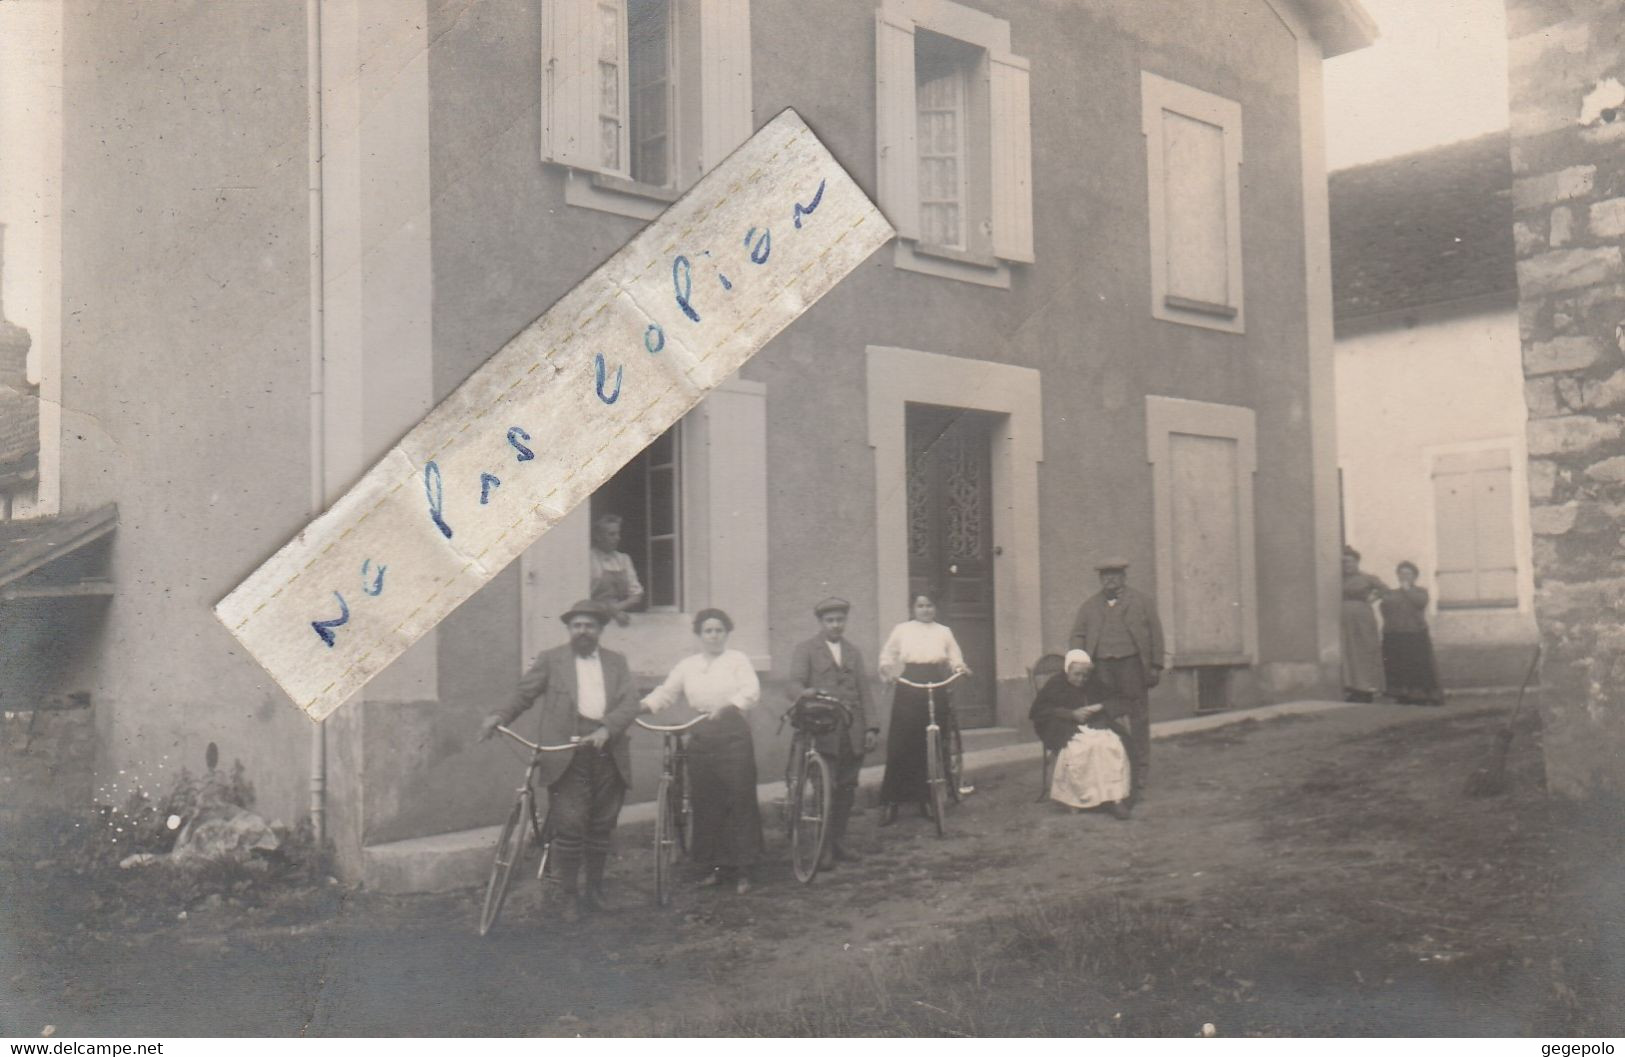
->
[1334, 306, 1537, 648]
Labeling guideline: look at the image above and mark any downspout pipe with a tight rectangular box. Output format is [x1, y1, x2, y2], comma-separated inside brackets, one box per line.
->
[306, 0, 327, 848]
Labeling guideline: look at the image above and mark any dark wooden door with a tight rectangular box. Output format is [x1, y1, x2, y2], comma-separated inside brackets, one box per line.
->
[906, 404, 997, 728]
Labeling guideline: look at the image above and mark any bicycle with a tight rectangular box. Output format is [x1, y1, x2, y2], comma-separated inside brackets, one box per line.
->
[478, 725, 582, 937]
[780, 691, 852, 884]
[635, 714, 707, 907]
[894, 671, 968, 838]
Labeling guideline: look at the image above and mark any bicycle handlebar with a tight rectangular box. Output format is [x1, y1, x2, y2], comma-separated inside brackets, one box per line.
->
[495, 725, 583, 752]
[635, 715, 708, 734]
[894, 671, 969, 691]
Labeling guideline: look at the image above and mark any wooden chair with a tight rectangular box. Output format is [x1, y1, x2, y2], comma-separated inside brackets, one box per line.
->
[1027, 653, 1066, 802]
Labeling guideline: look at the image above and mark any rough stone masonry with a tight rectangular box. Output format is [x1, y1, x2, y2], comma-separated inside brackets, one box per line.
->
[1507, 0, 1625, 797]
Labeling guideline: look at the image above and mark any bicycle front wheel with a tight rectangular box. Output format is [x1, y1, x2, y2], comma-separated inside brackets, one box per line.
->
[654, 775, 677, 907]
[790, 752, 831, 883]
[479, 793, 531, 936]
[926, 727, 947, 838]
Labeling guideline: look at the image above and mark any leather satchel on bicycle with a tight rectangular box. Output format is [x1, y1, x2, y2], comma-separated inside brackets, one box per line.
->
[781, 692, 853, 737]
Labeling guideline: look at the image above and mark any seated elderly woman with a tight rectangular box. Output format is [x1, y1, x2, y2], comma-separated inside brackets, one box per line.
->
[1028, 649, 1133, 819]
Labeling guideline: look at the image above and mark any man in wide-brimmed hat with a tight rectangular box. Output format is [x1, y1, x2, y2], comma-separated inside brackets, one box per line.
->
[479, 599, 641, 913]
[1068, 559, 1164, 800]
[784, 596, 878, 867]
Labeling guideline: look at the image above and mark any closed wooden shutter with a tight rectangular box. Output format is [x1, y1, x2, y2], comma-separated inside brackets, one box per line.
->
[697, 0, 754, 175]
[1472, 462, 1518, 603]
[989, 50, 1033, 263]
[1433, 448, 1518, 607]
[544, 0, 623, 175]
[874, 8, 920, 240]
[1162, 110, 1229, 304]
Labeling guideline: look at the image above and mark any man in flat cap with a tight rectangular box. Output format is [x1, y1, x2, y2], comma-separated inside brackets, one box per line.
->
[1069, 559, 1164, 799]
[784, 596, 878, 867]
[478, 599, 641, 914]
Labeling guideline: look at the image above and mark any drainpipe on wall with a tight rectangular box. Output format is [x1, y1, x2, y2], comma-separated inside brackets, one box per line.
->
[305, 0, 327, 847]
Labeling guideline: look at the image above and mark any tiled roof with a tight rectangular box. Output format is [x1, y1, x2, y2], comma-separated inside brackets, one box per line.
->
[1330, 131, 1518, 325]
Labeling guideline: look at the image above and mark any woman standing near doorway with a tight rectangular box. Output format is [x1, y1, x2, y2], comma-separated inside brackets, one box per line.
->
[1341, 546, 1388, 703]
[876, 591, 971, 825]
[1381, 561, 1444, 705]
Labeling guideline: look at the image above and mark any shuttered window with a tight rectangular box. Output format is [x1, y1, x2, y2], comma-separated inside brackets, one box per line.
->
[544, 0, 752, 197]
[1432, 448, 1519, 608]
[876, 0, 1033, 280]
[1141, 72, 1244, 333]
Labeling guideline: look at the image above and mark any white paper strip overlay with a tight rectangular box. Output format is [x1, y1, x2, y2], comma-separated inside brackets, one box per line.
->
[215, 109, 893, 720]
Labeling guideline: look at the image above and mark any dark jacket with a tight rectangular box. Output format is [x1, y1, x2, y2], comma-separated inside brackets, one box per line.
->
[497, 643, 642, 789]
[785, 634, 876, 756]
[1028, 670, 1131, 752]
[1068, 587, 1166, 674]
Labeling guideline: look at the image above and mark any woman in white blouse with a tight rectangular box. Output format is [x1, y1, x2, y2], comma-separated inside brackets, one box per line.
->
[877, 591, 971, 825]
[642, 608, 765, 894]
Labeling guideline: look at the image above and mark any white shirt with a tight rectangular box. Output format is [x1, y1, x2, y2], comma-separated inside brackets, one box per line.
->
[574, 651, 607, 721]
[642, 649, 761, 715]
[877, 620, 967, 682]
[826, 640, 843, 667]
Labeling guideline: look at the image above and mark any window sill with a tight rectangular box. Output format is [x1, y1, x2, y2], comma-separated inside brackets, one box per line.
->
[913, 241, 1000, 269]
[564, 170, 681, 222]
[1152, 292, 1245, 334]
[1164, 294, 1238, 320]
[894, 239, 1010, 289]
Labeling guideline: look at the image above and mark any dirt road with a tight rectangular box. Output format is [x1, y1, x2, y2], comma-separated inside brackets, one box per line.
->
[3, 699, 1619, 1036]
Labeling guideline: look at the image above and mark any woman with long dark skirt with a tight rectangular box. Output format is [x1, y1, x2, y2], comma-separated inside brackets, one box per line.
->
[642, 608, 765, 894]
[1380, 561, 1444, 705]
[876, 591, 970, 825]
[1341, 546, 1388, 702]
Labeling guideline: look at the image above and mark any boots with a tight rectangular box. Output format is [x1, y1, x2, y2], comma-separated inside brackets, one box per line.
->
[551, 855, 583, 922]
[878, 803, 899, 827]
[581, 853, 611, 913]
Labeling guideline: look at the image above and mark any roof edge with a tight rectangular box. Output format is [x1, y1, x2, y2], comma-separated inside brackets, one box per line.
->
[1287, 0, 1379, 58]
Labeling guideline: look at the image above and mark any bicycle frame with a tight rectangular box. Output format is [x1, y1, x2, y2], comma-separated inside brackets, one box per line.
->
[781, 692, 848, 884]
[478, 727, 581, 936]
[894, 672, 967, 836]
[636, 714, 706, 906]
[894, 671, 967, 753]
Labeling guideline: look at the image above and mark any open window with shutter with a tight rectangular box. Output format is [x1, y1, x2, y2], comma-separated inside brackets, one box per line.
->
[1432, 447, 1519, 609]
[1141, 72, 1244, 333]
[875, 0, 1032, 289]
[543, 0, 753, 220]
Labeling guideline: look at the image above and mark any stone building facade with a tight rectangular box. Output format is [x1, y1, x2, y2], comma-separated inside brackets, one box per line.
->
[1506, 0, 1625, 797]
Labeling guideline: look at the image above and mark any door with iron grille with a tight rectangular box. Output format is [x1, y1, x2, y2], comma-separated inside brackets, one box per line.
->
[905, 404, 997, 728]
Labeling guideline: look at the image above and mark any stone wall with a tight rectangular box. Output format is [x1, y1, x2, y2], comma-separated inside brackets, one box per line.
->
[1507, 0, 1625, 797]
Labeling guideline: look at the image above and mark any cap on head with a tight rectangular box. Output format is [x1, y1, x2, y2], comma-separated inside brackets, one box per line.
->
[814, 596, 851, 617]
[1094, 557, 1130, 573]
[559, 599, 612, 626]
[1064, 648, 1093, 669]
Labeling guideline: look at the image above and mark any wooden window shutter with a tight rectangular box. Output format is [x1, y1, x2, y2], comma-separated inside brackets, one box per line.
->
[1472, 461, 1518, 603]
[544, 0, 620, 175]
[696, 0, 754, 175]
[874, 8, 920, 241]
[989, 50, 1034, 263]
[1432, 468, 1477, 604]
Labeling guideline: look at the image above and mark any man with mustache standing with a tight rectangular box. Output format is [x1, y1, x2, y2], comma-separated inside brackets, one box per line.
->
[1068, 559, 1164, 801]
[479, 599, 641, 914]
